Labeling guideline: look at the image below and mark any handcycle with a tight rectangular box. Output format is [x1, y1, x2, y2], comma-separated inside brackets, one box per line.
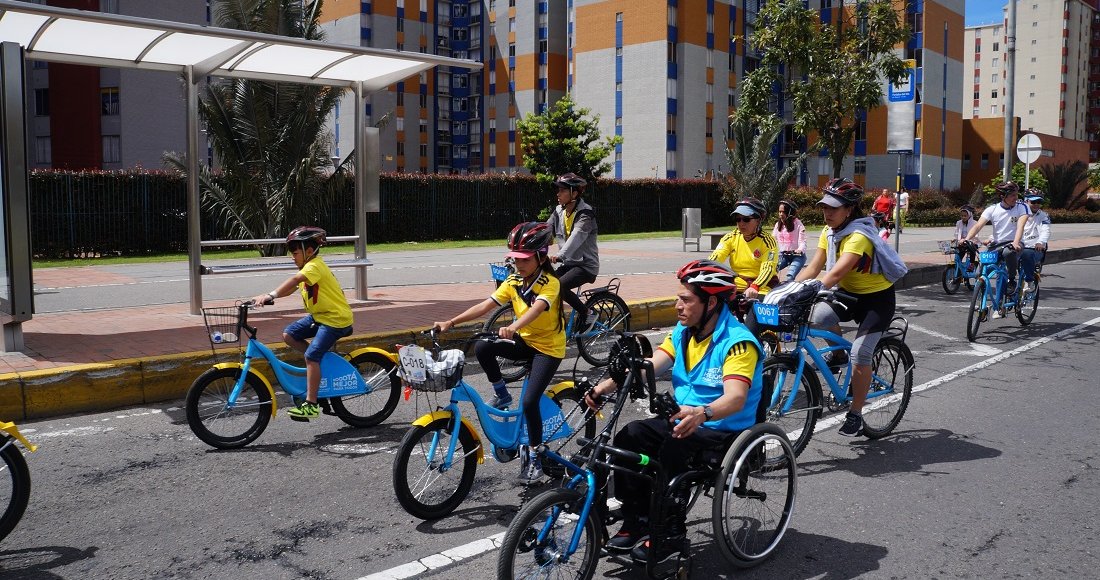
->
[1, 421, 36, 542]
[184, 301, 402, 449]
[487, 261, 631, 377]
[751, 288, 914, 457]
[496, 333, 797, 579]
[940, 239, 978, 295]
[966, 243, 1040, 342]
[392, 329, 598, 520]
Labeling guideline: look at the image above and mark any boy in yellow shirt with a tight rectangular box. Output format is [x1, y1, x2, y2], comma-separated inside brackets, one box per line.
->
[252, 226, 354, 420]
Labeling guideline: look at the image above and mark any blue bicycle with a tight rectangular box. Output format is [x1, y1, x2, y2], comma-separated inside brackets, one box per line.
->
[966, 243, 1040, 342]
[392, 330, 597, 520]
[940, 240, 978, 295]
[752, 289, 914, 457]
[184, 302, 402, 449]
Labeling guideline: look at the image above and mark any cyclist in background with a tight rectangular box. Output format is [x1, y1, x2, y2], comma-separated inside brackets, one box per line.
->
[433, 222, 565, 483]
[954, 205, 979, 271]
[796, 178, 908, 437]
[251, 226, 353, 421]
[871, 212, 891, 241]
[710, 198, 779, 301]
[1019, 190, 1051, 295]
[772, 200, 807, 283]
[546, 173, 600, 331]
[584, 260, 763, 562]
[965, 181, 1030, 315]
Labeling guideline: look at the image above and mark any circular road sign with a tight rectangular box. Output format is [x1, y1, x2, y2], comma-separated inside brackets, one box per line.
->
[1016, 133, 1042, 164]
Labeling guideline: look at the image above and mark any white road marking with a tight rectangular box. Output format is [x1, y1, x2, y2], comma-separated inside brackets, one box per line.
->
[907, 323, 1001, 356]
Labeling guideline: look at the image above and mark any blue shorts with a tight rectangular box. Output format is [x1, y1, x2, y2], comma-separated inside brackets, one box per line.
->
[284, 315, 353, 362]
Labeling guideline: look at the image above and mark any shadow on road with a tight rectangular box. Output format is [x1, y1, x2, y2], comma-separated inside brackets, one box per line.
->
[797, 428, 1001, 479]
[0, 546, 99, 580]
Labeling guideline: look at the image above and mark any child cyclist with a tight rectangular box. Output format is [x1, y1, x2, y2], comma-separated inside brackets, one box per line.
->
[251, 226, 354, 421]
[433, 222, 566, 483]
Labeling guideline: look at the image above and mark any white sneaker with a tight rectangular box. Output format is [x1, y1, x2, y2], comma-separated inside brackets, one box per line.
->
[1023, 281, 1037, 294]
[991, 309, 1005, 319]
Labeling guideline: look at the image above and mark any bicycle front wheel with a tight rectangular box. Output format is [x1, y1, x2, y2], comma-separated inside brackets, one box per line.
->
[966, 277, 987, 342]
[942, 265, 961, 294]
[0, 439, 31, 542]
[497, 487, 600, 580]
[1016, 282, 1040, 326]
[392, 417, 479, 520]
[861, 337, 914, 439]
[761, 355, 822, 457]
[577, 293, 631, 367]
[482, 303, 529, 382]
[329, 351, 401, 427]
[185, 367, 272, 449]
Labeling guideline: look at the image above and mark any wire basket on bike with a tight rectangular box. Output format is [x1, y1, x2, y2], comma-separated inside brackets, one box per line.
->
[751, 281, 817, 332]
[398, 346, 465, 392]
[938, 240, 958, 255]
[201, 305, 244, 348]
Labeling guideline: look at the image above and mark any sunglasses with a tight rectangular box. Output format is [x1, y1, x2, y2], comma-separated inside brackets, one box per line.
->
[735, 216, 758, 223]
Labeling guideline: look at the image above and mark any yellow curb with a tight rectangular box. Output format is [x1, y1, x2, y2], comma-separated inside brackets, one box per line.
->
[22, 360, 145, 419]
[0, 381, 23, 420]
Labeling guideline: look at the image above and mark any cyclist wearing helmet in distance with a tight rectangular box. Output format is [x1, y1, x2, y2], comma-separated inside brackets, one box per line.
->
[1019, 189, 1051, 295]
[709, 197, 780, 301]
[545, 172, 600, 331]
[796, 178, 908, 437]
[584, 260, 764, 562]
[964, 181, 1030, 311]
[434, 222, 565, 483]
[252, 226, 354, 421]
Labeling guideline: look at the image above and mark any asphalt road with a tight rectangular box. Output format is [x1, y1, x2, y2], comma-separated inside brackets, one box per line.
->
[4, 257, 1099, 579]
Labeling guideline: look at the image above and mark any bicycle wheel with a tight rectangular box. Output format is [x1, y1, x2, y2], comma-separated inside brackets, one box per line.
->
[966, 277, 987, 342]
[761, 355, 822, 457]
[185, 367, 272, 449]
[577, 293, 631, 367]
[1016, 281, 1040, 326]
[482, 303, 529, 382]
[392, 417, 479, 520]
[712, 423, 797, 568]
[942, 265, 961, 294]
[0, 439, 31, 542]
[329, 351, 401, 427]
[860, 337, 914, 439]
[542, 388, 598, 479]
[497, 487, 600, 580]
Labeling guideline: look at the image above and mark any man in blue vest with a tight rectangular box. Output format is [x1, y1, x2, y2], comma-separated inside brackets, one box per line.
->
[584, 259, 764, 563]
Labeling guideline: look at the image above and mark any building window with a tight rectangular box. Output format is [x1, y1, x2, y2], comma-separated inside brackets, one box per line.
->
[100, 87, 120, 115]
[980, 153, 988, 169]
[992, 58, 999, 67]
[420, 143, 428, 157]
[973, 91, 980, 100]
[993, 42, 999, 51]
[991, 90, 998, 99]
[667, 42, 676, 64]
[420, 119, 427, 133]
[35, 136, 50, 164]
[992, 73, 998, 83]
[962, 154, 970, 170]
[509, 17, 515, 32]
[420, 93, 427, 108]
[854, 157, 866, 175]
[102, 135, 121, 164]
[397, 142, 405, 156]
[397, 91, 404, 106]
[508, 43, 515, 57]
[705, 117, 713, 138]
[666, 115, 676, 135]
[397, 17, 403, 32]
[34, 89, 48, 116]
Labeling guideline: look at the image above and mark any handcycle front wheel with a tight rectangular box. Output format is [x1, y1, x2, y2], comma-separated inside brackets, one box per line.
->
[860, 337, 914, 439]
[576, 292, 631, 367]
[760, 354, 822, 457]
[184, 367, 273, 449]
[328, 351, 402, 427]
[0, 439, 31, 542]
[392, 416, 480, 520]
[481, 303, 529, 383]
[966, 277, 988, 342]
[1015, 281, 1040, 326]
[712, 422, 797, 568]
[497, 487, 601, 580]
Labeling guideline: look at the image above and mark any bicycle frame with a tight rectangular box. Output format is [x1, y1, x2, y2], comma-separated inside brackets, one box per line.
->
[225, 338, 370, 407]
[975, 252, 1021, 314]
[950, 249, 977, 281]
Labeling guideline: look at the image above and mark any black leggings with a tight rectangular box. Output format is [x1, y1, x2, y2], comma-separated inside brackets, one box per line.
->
[999, 246, 1020, 282]
[475, 335, 562, 445]
[555, 264, 597, 316]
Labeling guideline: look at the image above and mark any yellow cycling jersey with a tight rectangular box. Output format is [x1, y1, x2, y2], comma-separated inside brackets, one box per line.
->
[709, 230, 779, 294]
[491, 272, 567, 358]
[817, 230, 893, 294]
[298, 258, 354, 328]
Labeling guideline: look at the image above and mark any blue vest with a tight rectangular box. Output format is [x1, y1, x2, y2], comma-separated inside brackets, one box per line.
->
[670, 305, 763, 432]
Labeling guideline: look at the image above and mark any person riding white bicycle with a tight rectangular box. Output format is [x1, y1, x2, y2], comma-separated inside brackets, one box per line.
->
[964, 181, 1030, 317]
[1019, 189, 1050, 295]
[546, 172, 600, 331]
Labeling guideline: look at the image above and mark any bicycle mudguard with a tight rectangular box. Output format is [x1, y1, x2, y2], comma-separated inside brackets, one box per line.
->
[410, 411, 485, 464]
[347, 346, 397, 364]
[0, 421, 36, 453]
[545, 380, 577, 399]
[211, 363, 278, 417]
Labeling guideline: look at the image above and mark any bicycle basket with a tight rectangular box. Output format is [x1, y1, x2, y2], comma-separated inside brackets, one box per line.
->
[978, 250, 1000, 265]
[398, 346, 465, 392]
[201, 306, 243, 347]
[752, 282, 816, 332]
[938, 240, 957, 255]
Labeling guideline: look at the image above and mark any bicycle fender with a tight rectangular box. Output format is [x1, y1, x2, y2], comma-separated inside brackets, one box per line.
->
[411, 411, 485, 464]
[347, 346, 397, 364]
[211, 363, 278, 417]
[0, 421, 36, 453]
[546, 381, 576, 398]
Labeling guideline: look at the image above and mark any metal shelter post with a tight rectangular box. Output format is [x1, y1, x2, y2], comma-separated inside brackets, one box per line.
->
[186, 65, 203, 315]
[353, 82, 368, 300]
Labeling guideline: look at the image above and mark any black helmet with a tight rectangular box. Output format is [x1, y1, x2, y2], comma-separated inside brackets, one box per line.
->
[554, 173, 587, 191]
[506, 222, 552, 258]
[994, 181, 1020, 197]
[286, 226, 327, 248]
[819, 178, 864, 207]
[778, 199, 798, 215]
[732, 197, 767, 220]
[677, 259, 738, 301]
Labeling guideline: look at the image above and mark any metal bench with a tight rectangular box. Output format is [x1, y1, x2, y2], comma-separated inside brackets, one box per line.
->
[199, 236, 371, 275]
[703, 232, 727, 251]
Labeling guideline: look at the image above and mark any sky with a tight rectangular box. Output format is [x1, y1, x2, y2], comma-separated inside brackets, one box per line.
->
[966, 0, 1007, 27]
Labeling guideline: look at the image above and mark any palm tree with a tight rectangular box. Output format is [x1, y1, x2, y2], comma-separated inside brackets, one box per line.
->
[165, 0, 345, 256]
[1039, 161, 1088, 209]
[722, 113, 816, 215]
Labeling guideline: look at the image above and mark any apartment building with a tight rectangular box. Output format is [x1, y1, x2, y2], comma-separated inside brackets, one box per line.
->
[1089, 0, 1100, 161]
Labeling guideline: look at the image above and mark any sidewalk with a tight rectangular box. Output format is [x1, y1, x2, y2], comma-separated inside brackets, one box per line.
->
[3, 230, 1099, 420]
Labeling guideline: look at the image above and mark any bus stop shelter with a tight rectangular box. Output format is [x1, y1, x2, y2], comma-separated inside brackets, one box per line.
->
[0, 0, 480, 340]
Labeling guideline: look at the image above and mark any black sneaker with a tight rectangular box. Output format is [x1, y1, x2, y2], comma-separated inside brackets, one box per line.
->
[489, 392, 514, 409]
[1005, 280, 1018, 297]
[606, 524, 648, 553]
[838, 412, 863, 437]
[630, 538, 682, 565]
[825, 351, 849, 371]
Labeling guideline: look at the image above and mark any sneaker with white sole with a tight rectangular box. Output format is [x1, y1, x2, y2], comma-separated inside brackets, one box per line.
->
[516, 455, 544, 483]
[991, 309, 1005, 319]
[489, 392, 513, 409]
[838, 412, 863, 437]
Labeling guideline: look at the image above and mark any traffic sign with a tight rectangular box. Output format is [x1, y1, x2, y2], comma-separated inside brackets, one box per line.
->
[1016, 134, 1042, 164]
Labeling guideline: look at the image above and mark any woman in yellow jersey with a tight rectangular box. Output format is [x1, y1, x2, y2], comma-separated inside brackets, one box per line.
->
[434, 222, 566, 483]
[796, 178, 908, 438]
[709, 198, 779, 304]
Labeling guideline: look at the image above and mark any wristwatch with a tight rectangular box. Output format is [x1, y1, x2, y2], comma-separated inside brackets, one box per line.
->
[702, 405, 714, 420]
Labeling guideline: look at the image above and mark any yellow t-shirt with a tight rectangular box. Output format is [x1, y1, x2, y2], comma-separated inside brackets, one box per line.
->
[491, 272, 567, 358]
[709, 230, 779, 294]
[817, 230, 893, 294]
[564, 210, 576, 238]
[658, 333, 758, 383]
[298, 258, 354, 328]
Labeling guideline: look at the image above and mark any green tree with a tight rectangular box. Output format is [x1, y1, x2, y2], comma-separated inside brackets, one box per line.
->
[739, 0, 909, 178]
[982, 163, 1047, 200]
[165, 0, 344, 256]
[722, 112, 816, 215]
[1039, 160, 1089, 209]
[1089, 164, 1100, 191]
[516, 94, 623, 183]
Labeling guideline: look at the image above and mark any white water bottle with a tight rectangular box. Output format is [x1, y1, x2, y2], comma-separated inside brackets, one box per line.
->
[211, 331, 223, 343]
